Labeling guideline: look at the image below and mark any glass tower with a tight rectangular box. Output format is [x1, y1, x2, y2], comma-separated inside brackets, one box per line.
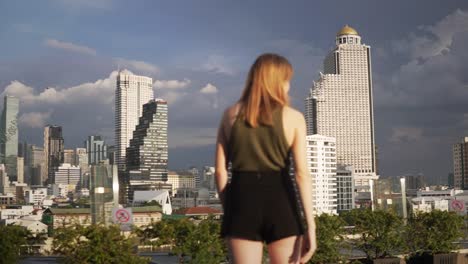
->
[0, 96, 19, 180]
[85, 135, 108, 165]
[44, 126, 64, 185]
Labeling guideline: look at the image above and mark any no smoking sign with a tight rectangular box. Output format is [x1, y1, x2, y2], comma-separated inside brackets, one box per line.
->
[112, 208, 133, 225]
[451, 200, 465, 212]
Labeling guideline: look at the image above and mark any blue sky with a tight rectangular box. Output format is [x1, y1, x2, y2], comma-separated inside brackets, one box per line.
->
[1, 0, 468, 184]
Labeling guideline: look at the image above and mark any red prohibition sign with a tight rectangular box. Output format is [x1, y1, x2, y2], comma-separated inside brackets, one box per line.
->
[116, 209, 131, 223]
[452, 200, 464, 211]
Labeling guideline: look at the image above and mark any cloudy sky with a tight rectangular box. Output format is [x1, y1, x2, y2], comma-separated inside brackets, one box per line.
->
[1, 0, 468, 184]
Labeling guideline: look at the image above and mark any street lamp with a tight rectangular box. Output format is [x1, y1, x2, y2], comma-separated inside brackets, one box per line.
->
[400, 177, 407, 222]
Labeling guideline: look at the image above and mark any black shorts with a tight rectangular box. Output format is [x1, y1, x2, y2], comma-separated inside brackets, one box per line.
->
[221, 170, 305, 244]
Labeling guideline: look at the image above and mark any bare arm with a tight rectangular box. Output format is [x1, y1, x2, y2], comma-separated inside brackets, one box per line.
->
[215, 110, 229, 207]
[291, 114, 315, 230]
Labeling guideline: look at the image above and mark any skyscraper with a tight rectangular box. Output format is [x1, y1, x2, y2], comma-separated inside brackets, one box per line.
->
[64, 149, 75, 165]
[305, 25, 378, 186]
[85, 135, 108, 165]
[119, 99, 168, 203]
[126, 99, 168, 181]
[453, 137, 468, 189]
[28, 145, 45, 186]
[115, 70, 153, 172]
[0, 96, 19, 180]
[306, 135, 338, 215]
[16, 157, 24, 184]
[90, 164, 118, 225]
[44, 126, 64, 184]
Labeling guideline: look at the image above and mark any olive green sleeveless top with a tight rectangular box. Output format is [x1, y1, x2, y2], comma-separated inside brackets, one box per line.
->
[228, 107, 290, 172]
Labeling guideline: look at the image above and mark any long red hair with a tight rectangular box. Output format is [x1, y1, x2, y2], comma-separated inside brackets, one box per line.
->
[239, 53, 292, 127]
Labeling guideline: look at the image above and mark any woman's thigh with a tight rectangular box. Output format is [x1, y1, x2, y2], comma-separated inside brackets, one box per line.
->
[267, 235, 302, 264]
[227, 237, 263, 264]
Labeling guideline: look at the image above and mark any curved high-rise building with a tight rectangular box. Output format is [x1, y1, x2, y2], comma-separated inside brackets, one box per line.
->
[115, 70, 153, 172]
[305, 25, 378, 186]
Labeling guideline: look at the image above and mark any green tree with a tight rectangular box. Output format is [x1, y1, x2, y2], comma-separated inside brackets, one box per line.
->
[0, 225, 30, 263]
[139, 219, 177, 249]
[406, 210, 464, 256]
[174, 216, 227, 264]
[342, 209, 404, 260]
[53, 224, 149, 264]
[309, 214, 346, 264]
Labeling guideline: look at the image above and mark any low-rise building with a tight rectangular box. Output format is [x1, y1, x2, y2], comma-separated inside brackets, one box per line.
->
[42, 206, 162, 230]
[167, 171, 196, 193]
[0, 193, 15, 205]
[0, 205, 34, 220]
[173, 206, 222, 220]
[25, 188, 48, 205]
[133, 190, 172, 215]
[2, 219, 48, 234]
[411, 197, 450, 213]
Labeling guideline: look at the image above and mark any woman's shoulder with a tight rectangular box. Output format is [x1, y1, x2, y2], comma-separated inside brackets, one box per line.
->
[223, 103, 241, 119]
[282, 105, 305, 122]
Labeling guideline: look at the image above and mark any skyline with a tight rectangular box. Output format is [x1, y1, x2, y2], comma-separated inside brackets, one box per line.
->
[1, 1, 468, 184]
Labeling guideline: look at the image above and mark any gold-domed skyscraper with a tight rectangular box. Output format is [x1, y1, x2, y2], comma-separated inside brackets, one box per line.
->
[305, 25, 378, 189]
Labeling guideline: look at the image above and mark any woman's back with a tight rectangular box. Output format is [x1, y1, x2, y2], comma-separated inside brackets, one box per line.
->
[229, 106, 290, 172]
[215, 53, 316, 263]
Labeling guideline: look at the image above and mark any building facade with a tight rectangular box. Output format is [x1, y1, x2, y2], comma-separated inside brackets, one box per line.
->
[167, 171, 196, 193]
[90, 164, 118, 224]
[305, 25, 378, 187]
[44, 126, 64, 185]
[115, 71, 153, 172]
[85, 135, 108, 165]
[126, 99, 168, 181]
[16, 157, 24, 184]
[0, 96, 19, 180]
[64, 149, 75, 165]
[28, 146, 45, 186]
[336, 165, 355, 213]
[202, 166, 216, 191]
[53, 163, 81, 189]
[453, 137, 468, 189]
[306, 135, 338, 215]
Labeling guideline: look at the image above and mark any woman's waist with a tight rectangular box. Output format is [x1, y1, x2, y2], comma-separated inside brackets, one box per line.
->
[231, 169, 290, 185]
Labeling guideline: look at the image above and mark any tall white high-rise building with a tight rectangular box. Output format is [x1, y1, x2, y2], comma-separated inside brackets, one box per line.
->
[115, 70, 153, 172]
[305, 25, 378, 186]
[306, 135, 337, 215]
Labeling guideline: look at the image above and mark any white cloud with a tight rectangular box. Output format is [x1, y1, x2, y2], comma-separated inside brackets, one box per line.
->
[200, 55, 236, 75]
[390, 127, 423, 143]
[375, 9, 468, 108]
[1, 71, 118, 106]
[392, 9, 468, 59]
[19, 111, 53, 128]
[44, 39, 97, 56]
[114, 58, 160, 75]
[154, 79, 191, 89]
[199, 83, 218, 94]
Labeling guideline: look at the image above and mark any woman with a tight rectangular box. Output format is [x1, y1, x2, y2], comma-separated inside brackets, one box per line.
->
[215, 53, 316, 264]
